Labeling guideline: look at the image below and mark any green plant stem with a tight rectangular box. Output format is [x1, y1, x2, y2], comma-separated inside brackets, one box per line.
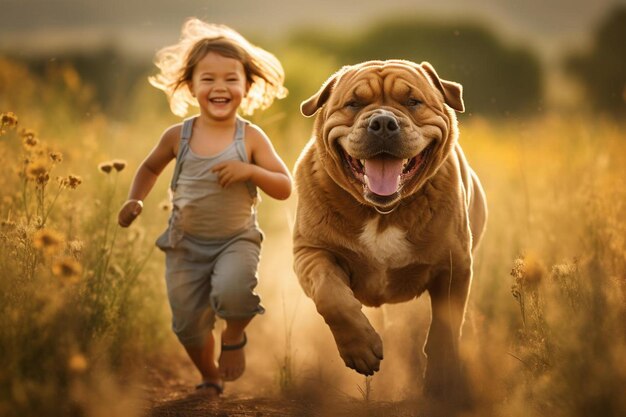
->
[21, 176, 31, 223]
[100, 173, 121, 278]
[41, 184, 64, 228]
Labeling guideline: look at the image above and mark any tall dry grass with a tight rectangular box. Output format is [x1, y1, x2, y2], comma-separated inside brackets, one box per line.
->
[462, 116, 626, 417]
[1, 56, 625, 416]
[0, 59, 171, 416]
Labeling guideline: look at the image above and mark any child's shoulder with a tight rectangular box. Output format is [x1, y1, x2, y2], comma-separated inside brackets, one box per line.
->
[154, 122, 184, 155]
[243, 121, 269, 143]
[159, 122, 184, 144]
[161, 122, 184, 141]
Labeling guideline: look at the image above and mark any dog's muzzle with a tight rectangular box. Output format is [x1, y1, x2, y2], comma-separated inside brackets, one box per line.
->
[368, 112, 399, 139]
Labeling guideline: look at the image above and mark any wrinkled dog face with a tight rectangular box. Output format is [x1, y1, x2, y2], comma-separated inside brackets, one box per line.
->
[302, 60, 464, 209]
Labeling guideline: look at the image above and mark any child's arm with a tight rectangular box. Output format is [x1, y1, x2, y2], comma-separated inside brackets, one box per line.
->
[118, 125, 180, 227]
[211, 125, 292, 200]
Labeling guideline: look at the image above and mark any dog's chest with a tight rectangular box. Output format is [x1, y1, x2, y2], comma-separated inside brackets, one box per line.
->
[357, 218, 414, 268]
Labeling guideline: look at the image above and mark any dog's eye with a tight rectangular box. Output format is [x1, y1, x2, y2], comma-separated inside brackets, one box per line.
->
[345, 101, 363, 110]
[406, 98, 422, 107]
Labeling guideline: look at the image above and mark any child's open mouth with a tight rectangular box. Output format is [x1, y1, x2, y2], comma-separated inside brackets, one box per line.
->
[210, 98, 231, 104]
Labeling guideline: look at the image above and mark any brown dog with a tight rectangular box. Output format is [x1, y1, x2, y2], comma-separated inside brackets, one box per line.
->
[292, 60, 487, 400]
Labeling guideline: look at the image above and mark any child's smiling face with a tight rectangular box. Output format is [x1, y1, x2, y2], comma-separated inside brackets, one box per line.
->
[188, 52, 248, 121]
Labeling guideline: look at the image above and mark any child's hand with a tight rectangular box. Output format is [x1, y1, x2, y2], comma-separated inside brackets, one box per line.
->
[212, 161, 253, 188]
[118, 199, 143, 227]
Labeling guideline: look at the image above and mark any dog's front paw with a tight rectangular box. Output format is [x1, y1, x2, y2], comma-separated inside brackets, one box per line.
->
[331, 321, 383, 376]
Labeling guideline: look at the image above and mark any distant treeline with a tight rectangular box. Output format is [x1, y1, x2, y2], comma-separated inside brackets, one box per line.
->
[288, 19, 542, 117]
[5, 7, 625, 120]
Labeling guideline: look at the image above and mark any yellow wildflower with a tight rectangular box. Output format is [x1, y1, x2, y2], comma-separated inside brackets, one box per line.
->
[68, 353, 88, 373]
[52, 256, 83, 282]
[112, 159, 127, 172]
[98, 162, 113, 174]
[33, 228, 64, 253]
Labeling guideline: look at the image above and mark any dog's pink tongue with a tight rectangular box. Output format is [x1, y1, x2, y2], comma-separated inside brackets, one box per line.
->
[364, 156, 403, 196]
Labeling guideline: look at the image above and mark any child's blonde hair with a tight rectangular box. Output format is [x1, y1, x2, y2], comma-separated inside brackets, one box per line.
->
[149, 18, 287, 117]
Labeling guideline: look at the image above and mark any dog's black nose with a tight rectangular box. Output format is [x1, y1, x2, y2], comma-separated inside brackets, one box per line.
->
[368, 114, 399, 138]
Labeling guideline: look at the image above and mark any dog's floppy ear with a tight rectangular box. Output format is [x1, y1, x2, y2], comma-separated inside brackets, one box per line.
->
[420, 62, 465, 113]
[301, 71, 341, 117]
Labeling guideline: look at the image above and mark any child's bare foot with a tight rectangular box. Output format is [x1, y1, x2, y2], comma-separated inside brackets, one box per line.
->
[219, 332, 247, 381]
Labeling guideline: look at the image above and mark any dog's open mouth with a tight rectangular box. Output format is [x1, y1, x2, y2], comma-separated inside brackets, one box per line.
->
[340, 144, 432, 199]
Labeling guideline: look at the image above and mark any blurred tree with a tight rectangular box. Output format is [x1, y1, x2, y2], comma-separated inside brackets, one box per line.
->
[18, 46, 150, 120]
[565, 6, 626, 119]
[288, 17, 543, 117]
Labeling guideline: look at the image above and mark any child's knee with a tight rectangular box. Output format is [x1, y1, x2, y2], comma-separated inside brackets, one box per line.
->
[171, 307, 215, 347]
[210, 284, 264, 319]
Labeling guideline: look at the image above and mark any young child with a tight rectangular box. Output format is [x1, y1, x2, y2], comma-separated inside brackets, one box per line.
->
[117, 19, 292, 397]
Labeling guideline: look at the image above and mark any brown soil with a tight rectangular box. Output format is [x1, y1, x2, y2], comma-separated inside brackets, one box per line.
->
[140, 354, 429, 417]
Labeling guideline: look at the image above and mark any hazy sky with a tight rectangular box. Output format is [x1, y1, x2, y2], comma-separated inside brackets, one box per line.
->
[1, 0, 625, 57]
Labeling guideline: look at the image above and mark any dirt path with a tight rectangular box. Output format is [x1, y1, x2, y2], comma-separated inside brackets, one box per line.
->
[140, 355, 427, 417]
[140, 354, 309, 417]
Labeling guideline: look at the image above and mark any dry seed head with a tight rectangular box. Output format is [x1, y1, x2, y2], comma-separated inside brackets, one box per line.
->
[52, 256, 83, 282]
[20, 128, 36, 141]
[552, 262, 577, 278]
[36, 173, 50, 186]
[67, 175, 82, 189]
[1, 112, 18, 127]
[58, 175, 82, 189]
[49, 151, 63, 163]
[511, 253, 546, 292]
[26, 159, 48, 181]
[112, 159, 127, 172]
[22, 134, 39, 148]
[1, 219, 16, 230]
[33, 228, 64, 252]
[67, 239, 84, 256]
[1, 112, 18, 134]
[98, 161, 113, 174]
[510, 257, 525, 300]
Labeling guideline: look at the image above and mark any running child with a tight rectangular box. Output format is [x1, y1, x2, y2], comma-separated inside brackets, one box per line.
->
[118, 18, 291, 397]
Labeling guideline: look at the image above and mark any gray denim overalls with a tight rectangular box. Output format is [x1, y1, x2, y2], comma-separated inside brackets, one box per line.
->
[156, 115, 265, 347]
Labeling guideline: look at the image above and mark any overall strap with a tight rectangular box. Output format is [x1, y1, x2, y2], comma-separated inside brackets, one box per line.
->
[234, 117, 258, 199]
[170, 116, 195, 191]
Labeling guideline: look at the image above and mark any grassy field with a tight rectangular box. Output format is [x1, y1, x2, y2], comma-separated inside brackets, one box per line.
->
[1, 56, 625, 417]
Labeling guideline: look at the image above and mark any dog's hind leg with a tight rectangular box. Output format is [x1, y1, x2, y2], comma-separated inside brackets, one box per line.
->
[423, 261, 473, 408]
